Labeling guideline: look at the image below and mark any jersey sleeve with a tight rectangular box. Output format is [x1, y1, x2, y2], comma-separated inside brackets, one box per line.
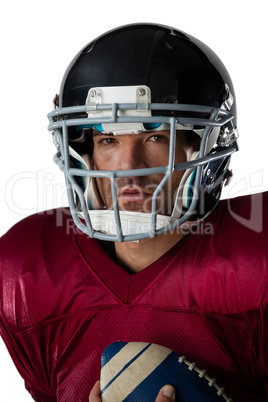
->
[0, 211, 71, 401]
[250, 192, 268, 396]
[261, 194, 268, 396]
[0, 219, 57, 401]
[254, 280, 268, 397]
[0, 310, 57, 400]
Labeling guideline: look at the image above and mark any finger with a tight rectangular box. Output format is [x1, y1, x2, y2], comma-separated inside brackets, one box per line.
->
[155, 385, 176, 401]
[89, 380, 102, 402]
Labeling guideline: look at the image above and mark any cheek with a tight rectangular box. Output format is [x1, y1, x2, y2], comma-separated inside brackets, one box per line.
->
[95, 177, 110, 192]
[92, 150, 119, 171]
[92, 155, 110, 189]
[175, 143, 193, 164]
[92, 153, 102, 170]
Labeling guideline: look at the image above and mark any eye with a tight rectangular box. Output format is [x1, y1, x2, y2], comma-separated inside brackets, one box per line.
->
[147, 134, 169, 143]
[100, 137, 117, 145]
[93, 134, 118, 146]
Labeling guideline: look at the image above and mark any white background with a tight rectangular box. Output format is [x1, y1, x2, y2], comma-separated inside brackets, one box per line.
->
[1, 0, 267, 399]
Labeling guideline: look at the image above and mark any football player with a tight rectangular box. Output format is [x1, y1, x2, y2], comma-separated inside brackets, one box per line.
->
[0, 23, 267, 401]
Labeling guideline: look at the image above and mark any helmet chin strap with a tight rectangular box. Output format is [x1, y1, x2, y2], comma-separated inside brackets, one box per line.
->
[79, 210, 172, 238]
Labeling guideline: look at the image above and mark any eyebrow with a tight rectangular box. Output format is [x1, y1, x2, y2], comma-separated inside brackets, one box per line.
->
[92, 131, 114, 137]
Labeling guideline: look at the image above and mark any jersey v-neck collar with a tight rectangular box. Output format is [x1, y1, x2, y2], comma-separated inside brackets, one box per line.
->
[73, 229, 189, 305]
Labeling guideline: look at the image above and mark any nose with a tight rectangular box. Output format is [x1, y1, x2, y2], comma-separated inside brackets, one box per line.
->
[118, 137, 148, 171]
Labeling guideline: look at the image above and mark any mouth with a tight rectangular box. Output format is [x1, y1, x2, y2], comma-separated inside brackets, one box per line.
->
[118, 186, 153, 202]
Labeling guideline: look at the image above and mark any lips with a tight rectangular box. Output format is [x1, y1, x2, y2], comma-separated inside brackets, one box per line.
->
[118, 186, 152, 201]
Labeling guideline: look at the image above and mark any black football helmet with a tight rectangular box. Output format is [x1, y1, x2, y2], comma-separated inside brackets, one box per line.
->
[48, 23, 238, 242]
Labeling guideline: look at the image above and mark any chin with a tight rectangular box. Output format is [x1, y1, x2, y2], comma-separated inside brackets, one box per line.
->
[119, 205, 150, 213]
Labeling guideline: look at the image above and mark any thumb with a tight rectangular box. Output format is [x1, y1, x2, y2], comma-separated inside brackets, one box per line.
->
[155, 385, 176, 401]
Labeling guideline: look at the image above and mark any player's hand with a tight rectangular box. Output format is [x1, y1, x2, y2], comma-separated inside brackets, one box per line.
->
[89, 381, 102, 402]
[155, 385, 176, 401]
[89, 381, 176, 401]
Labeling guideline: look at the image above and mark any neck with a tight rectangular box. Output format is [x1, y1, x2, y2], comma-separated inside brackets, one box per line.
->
[114, 230, 186, 274]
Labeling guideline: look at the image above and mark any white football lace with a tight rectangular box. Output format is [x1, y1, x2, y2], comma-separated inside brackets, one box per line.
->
[178, 356, 233, 401]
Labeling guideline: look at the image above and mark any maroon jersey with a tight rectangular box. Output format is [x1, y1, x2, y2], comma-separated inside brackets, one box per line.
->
[0, 192, 268, 401]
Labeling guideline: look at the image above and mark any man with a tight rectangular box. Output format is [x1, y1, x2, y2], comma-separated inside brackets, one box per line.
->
[0, 23, 267, 401]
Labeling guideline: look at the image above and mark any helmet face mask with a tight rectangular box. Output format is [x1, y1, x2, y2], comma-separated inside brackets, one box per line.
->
[48, 23, 239, 242]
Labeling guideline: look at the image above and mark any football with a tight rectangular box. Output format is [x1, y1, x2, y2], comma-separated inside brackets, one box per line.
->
[100, 342, 232, 402]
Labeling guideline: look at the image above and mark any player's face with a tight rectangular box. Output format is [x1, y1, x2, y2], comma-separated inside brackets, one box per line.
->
[92, 130, 194, 215]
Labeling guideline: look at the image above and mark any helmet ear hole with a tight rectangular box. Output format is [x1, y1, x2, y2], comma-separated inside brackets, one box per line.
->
[197, 154, 232, 219]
